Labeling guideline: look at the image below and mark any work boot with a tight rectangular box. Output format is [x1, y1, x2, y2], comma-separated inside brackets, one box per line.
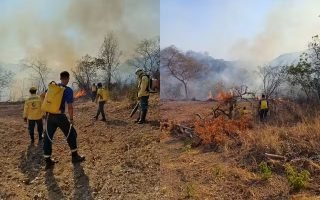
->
[134, 111, 142, 123]
[138, 110, 147, 124]
[101, 118, 107, 122]
[45, 157, 57, 169]
[72, 152, 85, 164]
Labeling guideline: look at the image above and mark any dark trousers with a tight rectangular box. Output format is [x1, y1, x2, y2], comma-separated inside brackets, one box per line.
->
[138, 96, 149, 121]
[139, 96, 149, 111]
[28, 119, 43, 141]
[43, 114, 77, 157]
[95, 101, 106, 119]
[91, 91, 97, 102]
[260, 109, 268, 121]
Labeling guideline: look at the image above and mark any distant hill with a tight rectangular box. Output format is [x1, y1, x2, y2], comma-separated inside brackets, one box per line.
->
[160, 48, 304, 100]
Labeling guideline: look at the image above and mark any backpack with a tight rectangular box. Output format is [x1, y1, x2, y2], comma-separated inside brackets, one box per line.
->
[143, 75, 159, 93]
[41, 81, 65, 114]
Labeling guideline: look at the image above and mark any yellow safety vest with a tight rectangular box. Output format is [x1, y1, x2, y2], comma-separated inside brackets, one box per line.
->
[260, 100, 268, 109]
[92, 85, 97, 92]
[23, 95, 43, 120]
[97, 88, 109, 102]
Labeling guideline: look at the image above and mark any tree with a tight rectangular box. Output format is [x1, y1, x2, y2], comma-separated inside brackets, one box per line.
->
[286, 53, 316, 100]
[127, 37, 160, 78]
[72, 54, 98, 93]
[21, 58, 50, 93]
[96, 33, 121, 90]
[258, 65, 286, 99]
[161, 46, 203, 99]
[0, 66, 14, 100]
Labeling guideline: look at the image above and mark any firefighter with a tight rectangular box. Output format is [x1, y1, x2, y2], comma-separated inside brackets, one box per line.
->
[259, 94, 269, 122]
[94, 82, 109, 122]
[43, 71, 85, 169]
[91, 83, 97, 102]
[135, 68, 149, 124]
[23, 87, 43, 144]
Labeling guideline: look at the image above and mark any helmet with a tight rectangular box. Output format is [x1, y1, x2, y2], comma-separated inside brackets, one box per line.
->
[30, 86, 37, 91]
[135, 68, 144, 75]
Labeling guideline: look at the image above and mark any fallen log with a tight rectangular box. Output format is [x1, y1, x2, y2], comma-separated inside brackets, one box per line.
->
[265, 153, 287, 160]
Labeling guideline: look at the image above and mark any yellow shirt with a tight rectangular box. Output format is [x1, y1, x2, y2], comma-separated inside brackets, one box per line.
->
[96, 88, 109, 102]
[92, 85, 97, 92]
[23, 94, 43, 120]
[138, 75, 149, 97]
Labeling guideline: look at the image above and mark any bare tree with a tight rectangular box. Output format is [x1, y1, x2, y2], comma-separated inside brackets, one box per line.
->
[0, 66, 14, 101]
[257, 65, 286, 98]
[72, 54, 98, 93]
[21, 58, 50, 93]
[127, 37, 160, 78]
[96, 33, 121, 89]
[161, 46, 203, 99]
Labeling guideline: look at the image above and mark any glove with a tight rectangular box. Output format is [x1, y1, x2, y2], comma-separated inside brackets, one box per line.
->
[24, 118, 27, 123]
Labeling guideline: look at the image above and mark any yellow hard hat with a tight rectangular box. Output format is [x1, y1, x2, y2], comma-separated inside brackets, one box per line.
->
[30, 86, 37, 91]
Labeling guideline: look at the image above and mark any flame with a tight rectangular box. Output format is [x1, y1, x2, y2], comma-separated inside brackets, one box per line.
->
[74, 89, 86, 98]
[216, 91, 233, 101]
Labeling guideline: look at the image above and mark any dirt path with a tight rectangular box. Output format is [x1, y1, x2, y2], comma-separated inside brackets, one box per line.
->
[0, 96, 160, 200]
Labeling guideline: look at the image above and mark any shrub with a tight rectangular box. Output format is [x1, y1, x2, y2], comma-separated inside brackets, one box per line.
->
[258, 162, 272, 180]
[285, 164, 310, 191]
[194, 116, 251, 145]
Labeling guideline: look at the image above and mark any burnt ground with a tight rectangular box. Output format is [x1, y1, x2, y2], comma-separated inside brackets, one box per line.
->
[0, 95, 160, 200]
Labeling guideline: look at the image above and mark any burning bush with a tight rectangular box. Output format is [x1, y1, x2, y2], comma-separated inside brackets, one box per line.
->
[194, 116, 252, 147]
[74, 89, 87, 98]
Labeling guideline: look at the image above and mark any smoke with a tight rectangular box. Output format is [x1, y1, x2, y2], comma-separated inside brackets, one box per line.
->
[229, 0, 320, 66]
[0, 0, 159, 68]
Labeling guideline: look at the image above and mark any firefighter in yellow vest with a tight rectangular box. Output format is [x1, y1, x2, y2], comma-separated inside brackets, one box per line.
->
[23, 87, 43, 144]
[135, 68, 149, 124]
[91, 83, 97, 102]
[259, 94, 269, 122]
[42, 71, 85, 169]
[94, 82, 109, 121]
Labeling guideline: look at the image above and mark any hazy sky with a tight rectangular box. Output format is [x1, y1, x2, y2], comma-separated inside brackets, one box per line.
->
[0, 0, 159, 69]
[161, 0, 320, 64]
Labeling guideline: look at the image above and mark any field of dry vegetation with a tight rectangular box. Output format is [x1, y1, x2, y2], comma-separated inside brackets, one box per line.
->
[160, 100, 320, 200]
[0, 95, 160, 200]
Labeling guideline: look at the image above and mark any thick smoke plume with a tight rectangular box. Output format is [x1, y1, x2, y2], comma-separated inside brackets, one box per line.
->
[0, 0, 159, 68]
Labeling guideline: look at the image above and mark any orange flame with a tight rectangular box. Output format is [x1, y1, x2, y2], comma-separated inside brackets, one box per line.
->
[74, 89, 86, 98]
[216, 91, 233, 101]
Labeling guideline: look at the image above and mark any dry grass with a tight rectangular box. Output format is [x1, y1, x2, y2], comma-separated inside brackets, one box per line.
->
[161, 100, 320, 199]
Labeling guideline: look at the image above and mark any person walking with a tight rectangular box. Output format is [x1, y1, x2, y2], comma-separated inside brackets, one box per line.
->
[94, 83, 109, 121]
[42, 71, 85, 169]
[91, 83, 97, 102]
[23, 87, 44, 144]
[259, 94, 269, 122]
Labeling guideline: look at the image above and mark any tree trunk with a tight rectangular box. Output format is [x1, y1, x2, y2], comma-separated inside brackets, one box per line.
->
[183, 81, 188, 100]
